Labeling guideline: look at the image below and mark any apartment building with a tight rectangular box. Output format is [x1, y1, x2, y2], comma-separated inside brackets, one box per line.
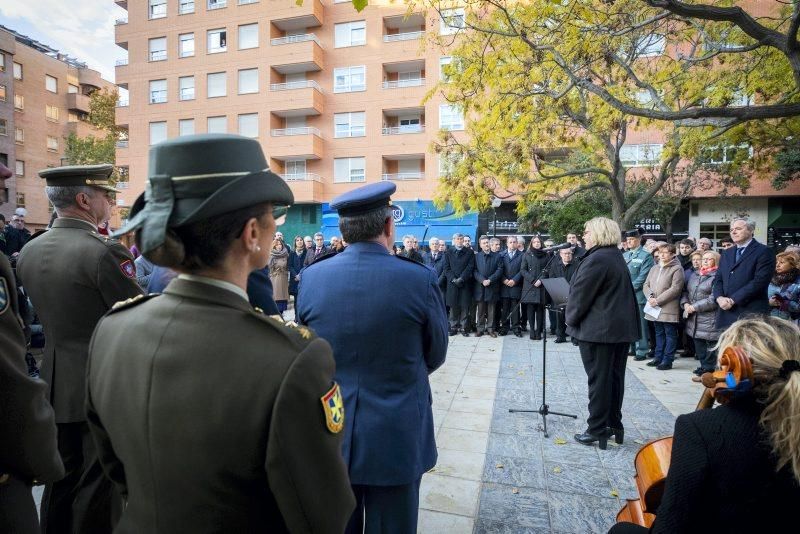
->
[113, 0, 481, 240]
[0, 26, 115, 229]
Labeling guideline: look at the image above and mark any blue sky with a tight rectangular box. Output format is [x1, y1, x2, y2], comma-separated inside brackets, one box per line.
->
[0, 0, 125, 82]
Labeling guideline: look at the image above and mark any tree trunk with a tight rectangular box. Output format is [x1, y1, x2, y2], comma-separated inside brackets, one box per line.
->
[664, 220, 674, 242]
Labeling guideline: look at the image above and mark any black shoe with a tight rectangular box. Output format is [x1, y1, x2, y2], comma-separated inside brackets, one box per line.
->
[554, 337, 567, 343]
[657, 362, 673, 370]
[606, 427, 624, 445]
[572, 339, 579, 346]
[514, 330, 523, 338]
[574, 430, 609, 450]
[692, 367, 703, 376]
[498, 330, 508, 337]
[633, 355, 647, 361]
[462, 331, 471, 337]
[550, 330, 556, 335]
[521, 326, 529, 332]
[532, 334, 542, 341]
[449, 329, 458, 336]
[489, 331, 497, 338]
[646, 359, 661, 367]
[476, 331, 484, 337]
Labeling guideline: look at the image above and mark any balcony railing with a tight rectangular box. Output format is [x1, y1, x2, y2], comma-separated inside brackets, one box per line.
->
[382, 125, 425, 135]
[382, 78, 425, 89]
[208, 0, 227, 10]
[270, 33, 321, 47]
[383, 31, 424, 42]
[149, 50, 167, 61]
[116, 140, 129, 148]
[381, 172, 424, 181]
[116, 182, 130, 189]
[115, 58, 128, 66]
[115, 17, 128, 25]
[270, 80, 322, 92]
[117, 99, 129, 107]
[280, 173, 322, 182]
[271, 127, 321, 137]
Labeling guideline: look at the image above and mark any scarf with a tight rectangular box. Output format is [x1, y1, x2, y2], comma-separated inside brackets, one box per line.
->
[699, 265, 718, 276]
[772, 268, 800, 287]
[269, 247, 289, 275]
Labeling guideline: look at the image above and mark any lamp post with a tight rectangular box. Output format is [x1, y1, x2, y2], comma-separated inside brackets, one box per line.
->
[490, 196, 501, 237]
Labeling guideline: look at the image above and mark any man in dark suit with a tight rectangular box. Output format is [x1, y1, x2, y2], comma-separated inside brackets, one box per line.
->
[473, 235, 503, 337]
[550, 247, 578, 343]
[16, 165, 144, 534]
[297, 182, 448, 534]
[712, 217, 775, 330]
[444, 233, 476, 336]
[567, 232, 586, 258]
[499, 236, 524, 336]
[303, 232, 328, 266]
[401, 234, 424, 263]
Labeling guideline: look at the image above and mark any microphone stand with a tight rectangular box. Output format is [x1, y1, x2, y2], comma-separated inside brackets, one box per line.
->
[509, 252, 577, 437]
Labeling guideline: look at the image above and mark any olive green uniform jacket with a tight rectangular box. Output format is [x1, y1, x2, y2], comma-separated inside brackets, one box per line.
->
[0, 254, 64, 532]
[86, 277, 355, 533]
[16, 217, 143, 423]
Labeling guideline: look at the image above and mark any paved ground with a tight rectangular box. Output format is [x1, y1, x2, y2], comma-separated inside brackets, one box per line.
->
[418, 332, 702, 533]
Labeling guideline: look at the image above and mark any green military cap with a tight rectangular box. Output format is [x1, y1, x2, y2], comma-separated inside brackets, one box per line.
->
[39, 164, 119, 193]
[115, 133, 294, 265]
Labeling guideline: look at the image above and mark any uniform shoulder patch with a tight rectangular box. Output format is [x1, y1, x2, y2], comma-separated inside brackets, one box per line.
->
[0, 277, 9, 315]
[321, 382, 344, 433]
[108, 293, 157, 314]
[119, 259, 136, 279]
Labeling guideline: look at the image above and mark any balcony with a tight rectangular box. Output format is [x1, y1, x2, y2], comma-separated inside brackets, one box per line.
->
[271, 127, 321, 137]
[270, 84, 324, 116]
[271, 33, 321, 47]
[270, 80, 321, 92]
[382, 155, 425, 183]
[207, 0, 227, 10]
[116, 140, 129, 148]
[115, 58, 128, 66]
[382, 78, 425, 89]
[67, 93, 91, 113]
[382, 125, 425, 135]
[282, 173, 324, 203]
[115, 17, 127, 25]
[117, 99, 129, 107]
[116, 182, 130, 190]
[381, 172, 424, 181]
[271, 0, 324, 31]
[269, 129, 324, 160]
[271, 38, 324, 74]
[280, 172, 322, 182]
[383, 31, 424, 43]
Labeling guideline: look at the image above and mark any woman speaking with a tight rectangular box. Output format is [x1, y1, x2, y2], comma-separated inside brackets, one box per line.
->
[566, 217, 640, 449]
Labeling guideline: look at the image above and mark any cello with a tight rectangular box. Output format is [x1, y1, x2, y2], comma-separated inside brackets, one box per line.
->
[615, 347, 753, 527]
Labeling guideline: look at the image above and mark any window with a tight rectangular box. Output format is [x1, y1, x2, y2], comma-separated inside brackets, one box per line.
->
[207, 72, 227, 97]
[439, 154, 460, 177]
[179, 76, 195, 100]
[16, 193, 25, 209]
[149, 37, 167, 61]
[0, 119, 6, 136]
[335, 21, 366, 48]
[0, 85, 5, 101]
[439, 56, 453, 81]
[45, 75, 58, 93]
[440, 8, 465, 35]
[15, 160, 24, 176]
[15, 128, 23, 144]
[179, 119, 195, 136]
[208, 0, 227, 9]
[150, 121, 168, 145]
[619, 143, 663, 166]
[397, 71, 422, 87]
[150, 79, 168, 103]
[334, 157, 366, 183]
[238, 68, 258, 94]
[179, 33, 195, 58]
[13, 62, 22, 80]
[439, 104, 464, 131]
[149, 0, 167, 19]
[238, 0, 258, 4]
[47, 136, 59, 152]
[46, 105, 60, 121]
[399, 115, 421, 132]
[286, 159, 306, 178]
[635, 34, 666, 57]
[207, 116, 227, 134]
[207, 29, 227, 53]
[238, 113, 259, 138]
[179, 0, 195, 14]
[238, 24, 258, 49]
[14, 94, 23, 111]
[334, 112, 365, 138]
[334, 66, 366, 93]
[68, 83, 79, 94]
[0, 53, 4, 71]
[68, 112, 79, 123]
[698, 144, 752, 165]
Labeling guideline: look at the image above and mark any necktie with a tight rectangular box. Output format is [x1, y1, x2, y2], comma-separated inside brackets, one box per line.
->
[736, 247, 744, 261]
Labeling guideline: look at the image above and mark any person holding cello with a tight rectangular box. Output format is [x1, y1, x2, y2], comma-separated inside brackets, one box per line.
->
[610, 316, 800, 533]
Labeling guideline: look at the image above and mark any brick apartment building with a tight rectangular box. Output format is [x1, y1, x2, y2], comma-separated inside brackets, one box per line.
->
[0, 26, 115, 230]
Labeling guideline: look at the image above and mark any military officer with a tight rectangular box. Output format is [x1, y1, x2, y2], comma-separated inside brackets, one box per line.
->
[15, 164, 143, 533]
[297, 182, 449, 534]
[623, 228, 654, 361]
[0, 162, 64, 534]
[87, 134, 354, 532]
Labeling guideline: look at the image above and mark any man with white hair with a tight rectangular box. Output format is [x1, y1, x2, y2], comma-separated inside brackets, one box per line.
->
[697, 237, 712, 251]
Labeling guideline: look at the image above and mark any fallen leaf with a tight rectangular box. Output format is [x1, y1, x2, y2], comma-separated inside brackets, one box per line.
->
[517, 371, 525, 376]
[511, 487, 519, 494]
[552, 466, 562, 474]
[495, 463, 504, 469]
[611, 489, 619, 497]
[554, 438, 567, 445]
[634, 439, 644, 445]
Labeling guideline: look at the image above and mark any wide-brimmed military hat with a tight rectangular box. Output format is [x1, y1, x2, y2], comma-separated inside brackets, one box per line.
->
[330, 182, 396, 216]
[116, 134, 293, 264]
[39, 164, 119, 193]
[623, 227, 645, 239]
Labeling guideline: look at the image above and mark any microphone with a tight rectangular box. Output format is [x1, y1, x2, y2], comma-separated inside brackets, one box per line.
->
[541, 243, 572, 253]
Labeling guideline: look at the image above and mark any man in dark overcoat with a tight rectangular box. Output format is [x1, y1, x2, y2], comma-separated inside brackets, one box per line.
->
[549, 247, 578, 343]
[499, 236, 524, 336]
[444, 233, 476, 336]
[473, 235, 503, 337]
[712, 217, 775, 330]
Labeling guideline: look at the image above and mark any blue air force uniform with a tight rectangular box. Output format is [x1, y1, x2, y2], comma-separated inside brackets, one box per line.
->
[297, 183, 449, 533]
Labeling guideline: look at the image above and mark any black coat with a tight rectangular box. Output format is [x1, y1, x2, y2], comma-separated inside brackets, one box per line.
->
[304, 246, 329, 267]
[520, 250, 549, 304]
[430, 252, 446, 291]
[246, 268, 280, 316]
[712, 239, 775, 329]
[565, 245, 640, 343]
[443, 247, 475, 307]
[651, 395, 800, 533]
[499, 250, 524, 299]
[550, 259, 578, 283]
[473, 251, 503, 302]
[288, 249, 306, 296]
[402, 249, 425, 264]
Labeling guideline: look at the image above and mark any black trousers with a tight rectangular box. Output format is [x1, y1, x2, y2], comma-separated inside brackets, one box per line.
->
[548, 308, 557, 334]
[578, 342, 628, 435]
[475, 301, 496, 333]
[526, 303, 545, 336]
[0, 477, 40, 534]
[41, 422, 118, 534]
[345, 478, 422, 534]
[554, 307, 567, 339]
[449, 305, 468, 331]
[500, 298, 520, 331]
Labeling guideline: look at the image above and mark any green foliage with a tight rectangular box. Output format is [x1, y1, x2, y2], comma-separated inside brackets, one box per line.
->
[519, 189, 612, 241]
[87, 89, 119, 134]
[64, 133, 116, 166]
[774, 146, 800, 190]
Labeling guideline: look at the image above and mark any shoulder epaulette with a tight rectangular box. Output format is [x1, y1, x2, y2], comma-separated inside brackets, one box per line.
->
[395, 254, 430, 269]
[88, 231, 122, 247]
[249, 307, 317, 347]
[107, 293, 157, 315]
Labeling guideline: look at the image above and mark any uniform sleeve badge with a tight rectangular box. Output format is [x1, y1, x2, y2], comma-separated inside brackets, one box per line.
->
[320, 382, 344, 434]
[0, 277, 8, 315]
[119, 259, 136, 279]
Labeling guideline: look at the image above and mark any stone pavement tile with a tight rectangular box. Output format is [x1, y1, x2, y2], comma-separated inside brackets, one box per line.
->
[541, 440, 601, 468]
[431, 372, 466, 386]
[450, 397, 495, 415]
[623, 399, 674, 420]
[499, 365, 534, 379]
[461, 375, 501, 388]
[420, 473, 481, 517]
[433, 448, 486, 481]
[455, 384, 496, 400]
[473, 518, 551, 534]
[486, 432, 542, 459]
[431, 381, 458, 399]
[544, 461, 615, 499]
[490, 410, 543, 437]
[442, 409, 493, 433]
[433, 391, 457, 412]
[476, 483, 551, 530]
[495, 377, 537, 391]
[437, 427, 490, 454]
[493, 388, 536, 409]
[417, 510, 475, 534]
[483, 453, 547, 490]
[547, 490, 619, 534]
[606, 467, 640, 501]
[433, 409, 447, 434]
[466, 366, 502, 378]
